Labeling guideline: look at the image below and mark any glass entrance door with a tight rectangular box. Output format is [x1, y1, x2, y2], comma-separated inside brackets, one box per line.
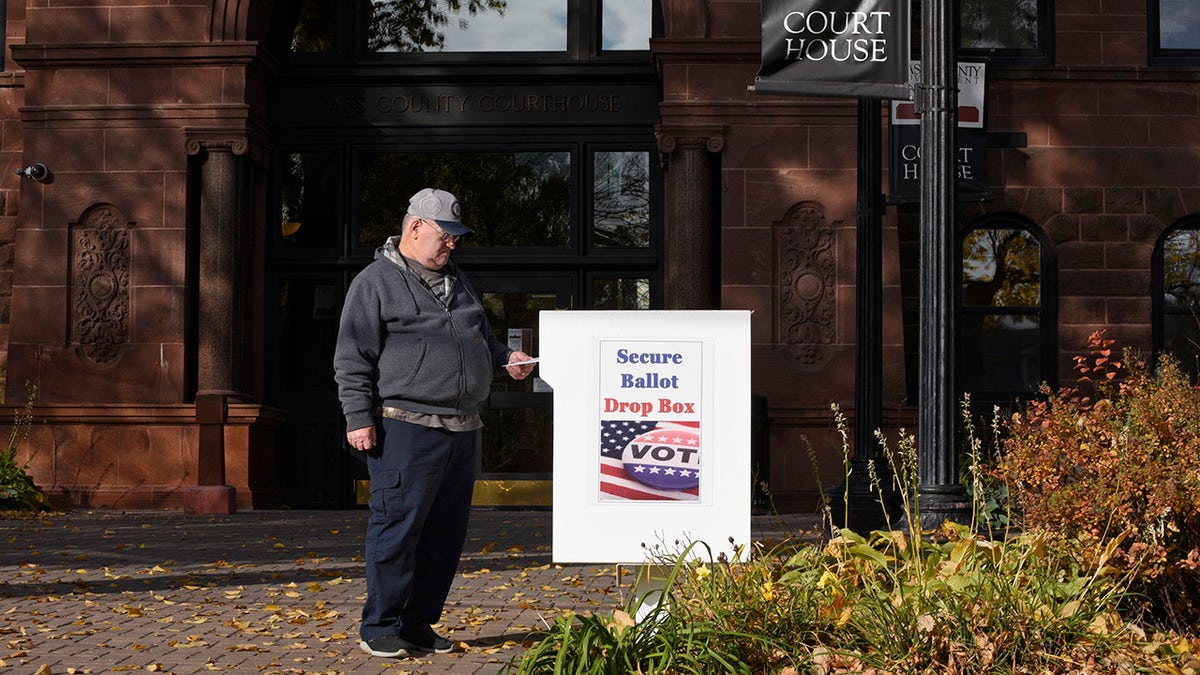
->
[267, 0, 661, 510]
[471, 274, 573, 505]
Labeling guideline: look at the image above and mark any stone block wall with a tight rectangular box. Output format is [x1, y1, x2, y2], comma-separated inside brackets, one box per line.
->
[0, 402, 282, 510]
[659, 0, 1200, 510]
[1, 1, 276, 509]
[0, 1, 28, 400]
[7, 2, 265, 409]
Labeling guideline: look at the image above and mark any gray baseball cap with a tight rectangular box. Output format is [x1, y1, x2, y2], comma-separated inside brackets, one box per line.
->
[407, 188, 473, 236]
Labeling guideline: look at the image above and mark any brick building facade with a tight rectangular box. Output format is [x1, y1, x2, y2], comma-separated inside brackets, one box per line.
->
[1, 0, 1197, 513]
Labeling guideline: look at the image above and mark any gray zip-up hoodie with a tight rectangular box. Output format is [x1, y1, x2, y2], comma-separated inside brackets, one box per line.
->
[333, 238, 511, 432]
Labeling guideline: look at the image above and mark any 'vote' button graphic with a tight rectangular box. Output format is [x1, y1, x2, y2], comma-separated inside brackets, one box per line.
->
[620, 426, 700, 491]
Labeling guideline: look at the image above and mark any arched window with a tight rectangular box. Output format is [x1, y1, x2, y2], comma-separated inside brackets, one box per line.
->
[958, 215, 1057, 409]
[1154, 217, 1200, 380]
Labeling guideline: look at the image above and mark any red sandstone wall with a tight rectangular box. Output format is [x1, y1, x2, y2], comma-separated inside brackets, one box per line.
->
[659, 1, 910, 508]
[1, 1, 278, 509]
[8, 1, 266, 408]
[661, 0, 1200, 510]
[0, 1, 27, 401]
[0, 0, 1194, 512]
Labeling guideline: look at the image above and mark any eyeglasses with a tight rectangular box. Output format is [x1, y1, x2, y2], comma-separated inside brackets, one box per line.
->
[422, 219, 459, 245]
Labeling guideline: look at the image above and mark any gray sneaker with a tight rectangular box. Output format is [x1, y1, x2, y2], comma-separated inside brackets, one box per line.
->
[359, 636, 410, 658]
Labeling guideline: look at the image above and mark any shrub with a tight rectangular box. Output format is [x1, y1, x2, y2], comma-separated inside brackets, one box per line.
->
[510, 522, 1189, 674]
[997, 330, 1200, 630]
[511, 402, 1200, 674]
[513, 541, 802, 674]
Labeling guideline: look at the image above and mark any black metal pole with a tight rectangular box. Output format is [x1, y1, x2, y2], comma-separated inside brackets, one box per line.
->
[917, 0, 969, 528]
[845, 97, 896, 532]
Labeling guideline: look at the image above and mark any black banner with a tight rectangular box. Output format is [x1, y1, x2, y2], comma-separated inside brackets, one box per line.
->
[888, 61, 991, 203]
[755, 0, 912, 99]
[888, 127, 991, 203]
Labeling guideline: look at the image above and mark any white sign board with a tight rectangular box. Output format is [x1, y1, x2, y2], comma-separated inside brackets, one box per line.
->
[539, 310, 752, 564]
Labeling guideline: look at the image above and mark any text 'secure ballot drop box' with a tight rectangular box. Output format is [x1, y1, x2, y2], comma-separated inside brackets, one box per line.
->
[539, 311, 752, 564]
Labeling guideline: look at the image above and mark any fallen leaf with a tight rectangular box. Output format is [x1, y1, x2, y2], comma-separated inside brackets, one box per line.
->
[228, 643, 266, 652]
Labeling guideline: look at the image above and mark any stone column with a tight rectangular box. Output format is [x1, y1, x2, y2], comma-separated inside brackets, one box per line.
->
[189, 138, 250, 396]
[656, 126, 725, 309]
[182, 134, 255, 514]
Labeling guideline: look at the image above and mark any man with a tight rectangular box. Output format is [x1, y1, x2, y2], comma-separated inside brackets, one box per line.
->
[334, 187, 535, 659]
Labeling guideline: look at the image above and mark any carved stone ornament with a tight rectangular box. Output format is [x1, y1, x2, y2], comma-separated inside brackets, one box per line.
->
[71, 204, 131, 366]
[776, 202, 836, 368]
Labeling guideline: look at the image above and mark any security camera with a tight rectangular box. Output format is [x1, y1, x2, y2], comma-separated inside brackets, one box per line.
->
[16, 163, 52, 183]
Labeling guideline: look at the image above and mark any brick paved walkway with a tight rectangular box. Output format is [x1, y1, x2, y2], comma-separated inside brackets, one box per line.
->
[1, 508, 817, 674]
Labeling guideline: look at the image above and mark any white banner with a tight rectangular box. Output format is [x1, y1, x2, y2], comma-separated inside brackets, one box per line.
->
[540, 311, 752, 564]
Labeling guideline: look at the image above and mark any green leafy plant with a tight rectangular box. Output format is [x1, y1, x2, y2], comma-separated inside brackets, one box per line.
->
[997, 330, 1200, 630]
[0, 385, 51, 512]
[511, 397, 1199, 673]
[511, 541, 796, 674]
[960, 395, 1014, 535]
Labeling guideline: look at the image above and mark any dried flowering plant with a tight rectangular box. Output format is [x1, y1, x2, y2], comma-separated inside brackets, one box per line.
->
[997, 330, 1200, 630]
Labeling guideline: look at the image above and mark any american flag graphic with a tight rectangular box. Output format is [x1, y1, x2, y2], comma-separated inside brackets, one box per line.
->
[599, 420, 701, 502]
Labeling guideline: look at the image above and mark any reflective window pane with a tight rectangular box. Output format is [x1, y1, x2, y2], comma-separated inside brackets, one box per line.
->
[593, 278, 650, 309]
[480, 406, 553, 474]
[1162, 314, 1200, 382]
[1162, 229, 1200, 309]
[593, 151, 650, 248]
[280, 152, 338, 248]
[959, 0, 1040, 50]
[277, 278, 340, 391]
[603, 0, 652, 51]
[358, 152, 571, 248]
[961, 228, 1040, 307]
[481, 291, 559, 392]
[284, 0, 337, 54]
[959, 222, 1049, 402]
[368, 0, 566, 53]
[1161, 227, 1200, 383]
[479, 288, 557, 475]
[1159, 0, 1200, 50]
[960, 314, 1042, 393]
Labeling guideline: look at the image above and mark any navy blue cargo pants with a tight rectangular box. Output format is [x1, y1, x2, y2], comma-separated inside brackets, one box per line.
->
[360, 418, 476, 641]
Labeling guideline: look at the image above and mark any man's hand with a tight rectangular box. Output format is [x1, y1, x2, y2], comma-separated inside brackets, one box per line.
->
[347, 426, 376, 451]
[505, 351, 536, 380]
